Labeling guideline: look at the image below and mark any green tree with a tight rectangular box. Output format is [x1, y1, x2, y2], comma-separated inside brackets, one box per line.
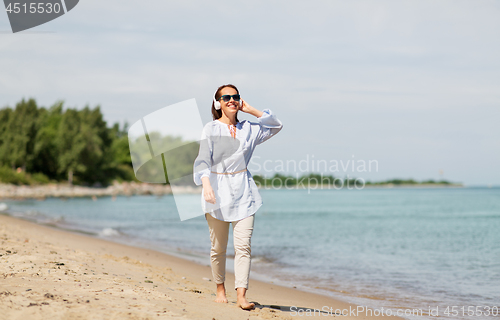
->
[77, 105, 112, 184]
[0, 107, 13, 167]
[32, 101, 64, 179]
[56, 105, 114, 185]
[106, 121, 136, 182]
[109, 121, 131, 166]
[57, 108, 85, 184]
[2, 99, 39, 171]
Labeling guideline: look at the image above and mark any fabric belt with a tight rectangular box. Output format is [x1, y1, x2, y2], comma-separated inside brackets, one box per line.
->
[211, 168, 247, 175]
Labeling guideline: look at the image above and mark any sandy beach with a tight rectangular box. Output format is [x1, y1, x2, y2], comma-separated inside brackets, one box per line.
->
[0, 214, 403, 320]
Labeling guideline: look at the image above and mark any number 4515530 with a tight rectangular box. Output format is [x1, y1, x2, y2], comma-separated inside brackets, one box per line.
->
[444, 306, 499, 317]
[5, 2, 62, 14]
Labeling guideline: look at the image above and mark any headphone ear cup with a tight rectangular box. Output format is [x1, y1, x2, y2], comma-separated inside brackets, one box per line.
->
[213, 93, 221, 110]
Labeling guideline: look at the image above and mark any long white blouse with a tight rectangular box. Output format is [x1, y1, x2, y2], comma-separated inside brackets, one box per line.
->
[193, 109, 283, 221]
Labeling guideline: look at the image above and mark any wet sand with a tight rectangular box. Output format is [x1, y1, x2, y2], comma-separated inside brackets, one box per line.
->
[0, 214, 402, 319]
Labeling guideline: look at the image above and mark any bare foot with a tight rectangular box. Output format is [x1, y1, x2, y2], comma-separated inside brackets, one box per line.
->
[236, 297, 255, 310]
[215, 283, 228, 303]
[236, 287, 255, 310]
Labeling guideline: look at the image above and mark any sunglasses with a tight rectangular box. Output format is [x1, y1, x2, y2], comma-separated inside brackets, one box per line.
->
[218, 94, 241, 102]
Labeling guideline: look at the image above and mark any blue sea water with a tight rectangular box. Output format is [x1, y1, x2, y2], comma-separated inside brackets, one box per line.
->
[2, 187, 499, 319]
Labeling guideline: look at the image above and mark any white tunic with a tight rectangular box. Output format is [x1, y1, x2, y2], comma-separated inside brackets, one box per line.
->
[193, 109, 283, 221]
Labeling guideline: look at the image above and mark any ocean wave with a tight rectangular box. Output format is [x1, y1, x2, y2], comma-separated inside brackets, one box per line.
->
[99, 228, 121, 237]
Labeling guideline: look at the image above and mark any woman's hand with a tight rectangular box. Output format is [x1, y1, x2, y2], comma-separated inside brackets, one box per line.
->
[201, 177, 216, 204]
[240, 99, 263, 118]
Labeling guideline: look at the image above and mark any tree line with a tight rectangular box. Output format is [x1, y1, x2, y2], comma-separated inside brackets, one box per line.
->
[253, 173, 457, 188]
[0, 98, 457, 187]
[0, 98, 133, 185]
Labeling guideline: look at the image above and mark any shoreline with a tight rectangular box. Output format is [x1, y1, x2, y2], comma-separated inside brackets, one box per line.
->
[0, 214, 404, 319]
[0, 181, 468, 201]
[0, 182, 181, 200]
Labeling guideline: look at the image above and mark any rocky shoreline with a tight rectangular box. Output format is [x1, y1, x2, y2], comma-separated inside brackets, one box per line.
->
[0, 181, 188, 200]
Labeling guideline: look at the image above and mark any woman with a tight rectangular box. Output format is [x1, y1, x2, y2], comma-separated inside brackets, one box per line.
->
[193, 84, 283, 310]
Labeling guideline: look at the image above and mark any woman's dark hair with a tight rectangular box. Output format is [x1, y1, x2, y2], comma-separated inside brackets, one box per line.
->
[212, 84, 239, 122]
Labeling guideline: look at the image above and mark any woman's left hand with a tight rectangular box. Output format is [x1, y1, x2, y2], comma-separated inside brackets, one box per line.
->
[239, 99, 252, 113]
[240, 99, 263, 118]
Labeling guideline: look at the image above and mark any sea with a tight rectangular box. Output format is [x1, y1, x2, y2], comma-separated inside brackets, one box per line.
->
[2, 187, 499, 319]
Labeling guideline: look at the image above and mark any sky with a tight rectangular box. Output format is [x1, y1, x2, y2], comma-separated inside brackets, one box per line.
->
[1, 0, 499, 185]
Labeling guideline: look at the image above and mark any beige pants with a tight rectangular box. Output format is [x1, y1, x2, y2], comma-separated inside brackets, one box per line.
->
[205, 213, 255, 290]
